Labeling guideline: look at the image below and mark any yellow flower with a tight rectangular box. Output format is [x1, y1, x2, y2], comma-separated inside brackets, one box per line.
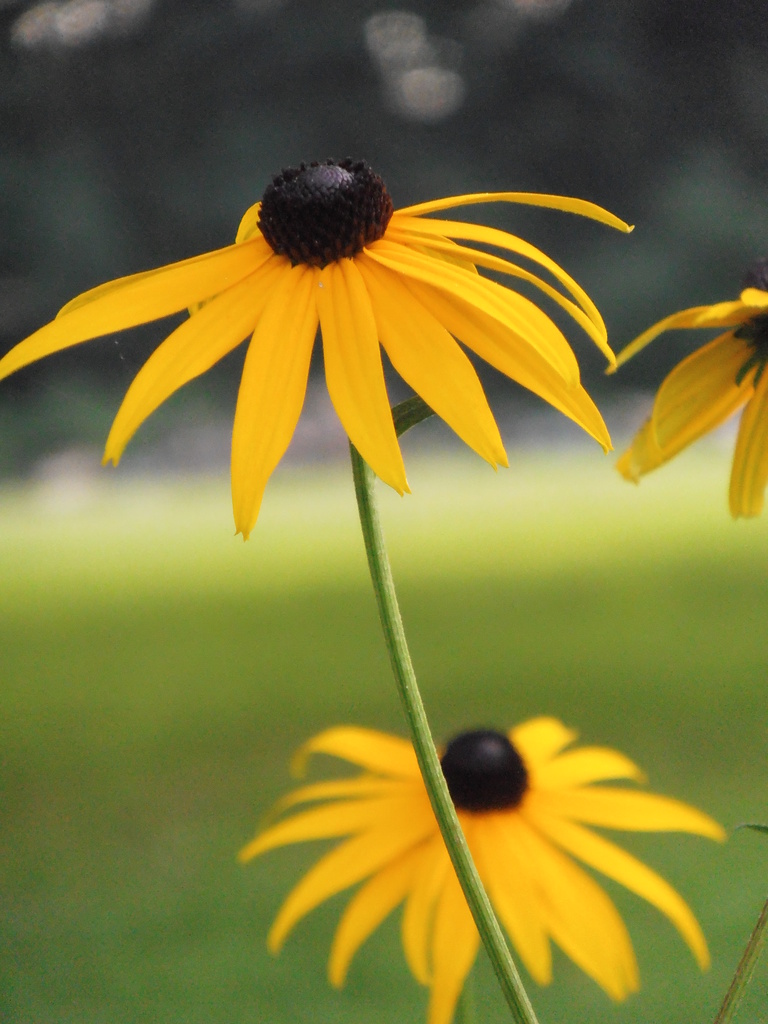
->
[615, 259, 768, 515]
[240, 717, 724, 1024]
[0, 159, 630, 537]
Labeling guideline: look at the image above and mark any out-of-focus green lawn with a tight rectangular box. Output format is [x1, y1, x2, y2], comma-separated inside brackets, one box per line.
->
[1, 445, 767, 1024]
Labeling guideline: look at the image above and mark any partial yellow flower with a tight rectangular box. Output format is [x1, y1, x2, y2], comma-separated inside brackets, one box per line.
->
[240, 718, 724, 1024]
[0, 159, 630, 537]
[614, 259, 768, 515]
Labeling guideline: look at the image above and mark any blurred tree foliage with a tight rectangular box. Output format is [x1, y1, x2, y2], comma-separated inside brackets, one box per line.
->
[1, 0, 767, 464]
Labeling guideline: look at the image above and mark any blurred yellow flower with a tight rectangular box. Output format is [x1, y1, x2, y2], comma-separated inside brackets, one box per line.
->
[240, 717, 724, 1024]
[0, 159, 629, 537]
[615, 260, 768, 515]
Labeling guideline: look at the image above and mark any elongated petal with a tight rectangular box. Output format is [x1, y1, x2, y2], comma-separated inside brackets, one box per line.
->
[390, 214, 609, 347]
[0, 239, 269, 382]
[617, 332, 752, 482]
[271, 777, 406, 814]
[615, 417, 665, 481]
[611, 303, 749, 371]
[231, 265, 319, 538]
[268, 811, 436, 952]
[236, 201, 262, 244]
[515, 817, 639, 998]
[402, 836, 450, 985]
[533, 788, 725, 837]
[401, 276, 612, 451]
[292, 727, 420, 780]
[397, 192, 632, 233]
[533, 748, 645, 789]
[103, 268, 274, 465]
[472, 813, 552, 984]
[692, 300, 755, 325]
[730, 368, 768, 516]
[318, 259, 407, 493]
[511, 717, 578, 768]
[329, 843, 426, 986]
[239, 798, 392, 862]
[741, 287, 768, 307]
[368, 239, 580, 385]
[741, 288, 768, 307]
[741, 286, 768, 306]
[652, 331, 751, 449]
[406, 237, 480, 275]
[428, 864, 479, 1024]
[529, 810, 711, 968]
[356, 254, 507, 467]
[388, 225, 611, 364]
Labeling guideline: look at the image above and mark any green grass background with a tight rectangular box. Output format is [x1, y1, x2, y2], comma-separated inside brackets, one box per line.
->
[1, 442, 767, 1024]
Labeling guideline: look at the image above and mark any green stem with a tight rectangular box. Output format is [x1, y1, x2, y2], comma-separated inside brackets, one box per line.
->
[713, 896, 768, 1024]
[350, 418, 540, 1024]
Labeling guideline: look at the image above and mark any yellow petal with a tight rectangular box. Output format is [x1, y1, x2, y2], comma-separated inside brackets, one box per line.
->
[740, 287, 768, 308]
[397, 192, 632, 234]
[515, 817, 638, 999]
[427, 864, 480, 1024]
[368, 239, 580, 386]
[230, 265, 319, 539]
[102, 267, 275, 466]
[730, 369, 768, 516]
[405, 237, 480, 275]
[317, 259, 408, 494]
[617, 332, 753, 483]
[510, 717, 578, 769]
[0, 239, 270, 383]
[533, 747, 645, 789]
[615, 417, 665, 481]
[236, 201, 262, 243]
[291, 726, 420, 780]
[401, 277, 612, 451]
[356, 254, 507, 468]
[693, 299, 754, 325]
[238, 797, 389, 862]
[271, 777, 406, 815]
[402, 835, 450, 985]
[651, 331, 752, 450]
[533, 788, 725, 837]
[530, 810, 711, 969]
[390, 214, 610, 352]
[329, 843, 426, 986]
[268, 808, 436, 952]
[611, 304, 745, 371]
[471, 813, 552, 984]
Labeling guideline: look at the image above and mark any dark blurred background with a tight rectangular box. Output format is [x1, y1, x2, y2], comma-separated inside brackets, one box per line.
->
[2, 0, 768, 472]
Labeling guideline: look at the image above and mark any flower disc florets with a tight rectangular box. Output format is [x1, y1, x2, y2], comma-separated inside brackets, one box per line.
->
[441, 729, 529, 812]
[258, 159, 394, 268]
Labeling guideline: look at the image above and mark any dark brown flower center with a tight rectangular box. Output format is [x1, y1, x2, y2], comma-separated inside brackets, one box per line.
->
[441, 729, 529, 812]
[258, 159, 394, 268]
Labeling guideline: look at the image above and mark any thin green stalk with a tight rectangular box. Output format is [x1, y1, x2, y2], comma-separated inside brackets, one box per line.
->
[713, 896, 768, 1024]
[350, 409, 540, 1024]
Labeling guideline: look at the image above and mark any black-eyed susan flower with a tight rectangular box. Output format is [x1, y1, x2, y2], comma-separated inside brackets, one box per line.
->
[615, 259, 768, 516]
[240, 717, 724, 1024]
[0, 159, 630, 537]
